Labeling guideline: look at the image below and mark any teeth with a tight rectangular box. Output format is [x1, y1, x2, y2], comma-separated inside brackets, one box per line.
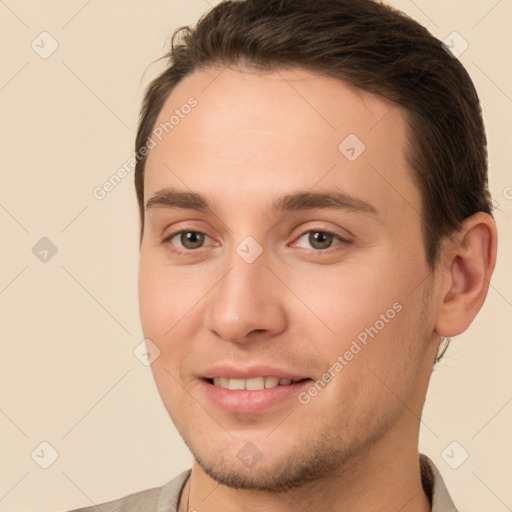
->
[213, 377, 230, 388]
[212, 377, 296, 390]
[228, 378, 245, 390]
[246, 377, 265, 390]
[265, 376, 279, 388]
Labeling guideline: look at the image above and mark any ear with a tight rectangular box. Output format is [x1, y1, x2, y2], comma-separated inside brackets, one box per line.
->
[435, 212, 497, 337]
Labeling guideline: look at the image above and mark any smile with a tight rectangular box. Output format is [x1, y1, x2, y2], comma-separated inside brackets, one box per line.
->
[210, 376, 300, 390]
[200, 376, 312, 414]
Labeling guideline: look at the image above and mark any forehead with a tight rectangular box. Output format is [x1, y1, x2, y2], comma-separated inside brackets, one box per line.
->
[144, 66, 421, 221]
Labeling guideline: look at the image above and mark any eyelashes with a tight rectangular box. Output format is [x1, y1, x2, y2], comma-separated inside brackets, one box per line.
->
[162, 228, 352, 256]
[293, 230, 351, 251]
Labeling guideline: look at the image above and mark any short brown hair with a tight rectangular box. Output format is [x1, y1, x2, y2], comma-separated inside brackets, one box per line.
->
[135, 0, 492, 269]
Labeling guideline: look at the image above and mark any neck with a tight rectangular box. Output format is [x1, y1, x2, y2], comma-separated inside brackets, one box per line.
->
[180, 424, 431, 512]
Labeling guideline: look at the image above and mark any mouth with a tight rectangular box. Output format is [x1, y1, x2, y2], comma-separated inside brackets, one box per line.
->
[199, 375, 313, 414]
[206, 376, 310, 391]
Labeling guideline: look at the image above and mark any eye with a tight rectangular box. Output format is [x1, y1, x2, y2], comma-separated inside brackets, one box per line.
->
[294, 230, 350, 251]
[162, 228, 350, 255]
[165, 230, 212, 253]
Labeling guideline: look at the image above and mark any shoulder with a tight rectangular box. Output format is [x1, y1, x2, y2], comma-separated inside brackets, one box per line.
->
[420, 453, 459, 512]
[65, 469, 191, 512]
[67, 486, 162, 512]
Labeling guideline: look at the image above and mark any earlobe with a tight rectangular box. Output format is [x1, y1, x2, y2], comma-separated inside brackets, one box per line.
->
[435, 212, 497, 338]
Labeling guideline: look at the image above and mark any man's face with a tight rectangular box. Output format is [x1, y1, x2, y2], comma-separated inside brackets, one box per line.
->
[138, 67, 440, 490]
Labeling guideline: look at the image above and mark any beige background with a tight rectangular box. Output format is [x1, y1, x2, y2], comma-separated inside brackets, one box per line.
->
[0, 1, 511, 511]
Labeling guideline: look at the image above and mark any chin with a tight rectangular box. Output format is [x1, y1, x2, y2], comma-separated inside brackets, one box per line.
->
[197, 456, 327, 492]
[181, 429, 358, 493]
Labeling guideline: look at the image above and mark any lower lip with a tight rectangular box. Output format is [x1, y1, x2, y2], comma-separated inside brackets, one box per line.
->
[199, 379, 312, 414]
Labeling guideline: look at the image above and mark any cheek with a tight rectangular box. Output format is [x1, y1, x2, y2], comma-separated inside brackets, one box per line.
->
[138, 260, 197, 407]
[296, 256, 425, 373]
[138, 253, 212, 380]
[289, 265, 399, 349]
[317, 303, 427, 429]
[138, 252, 199, 334]
[138, 261, 167, 335]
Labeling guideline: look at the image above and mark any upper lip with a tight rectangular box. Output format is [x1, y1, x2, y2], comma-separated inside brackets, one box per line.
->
[200, 365, 311, 381]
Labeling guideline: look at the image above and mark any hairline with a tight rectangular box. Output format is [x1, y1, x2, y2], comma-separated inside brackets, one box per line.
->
[136, 63, 439, 264]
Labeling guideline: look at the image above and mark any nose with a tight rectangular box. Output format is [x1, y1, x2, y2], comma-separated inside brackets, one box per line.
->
[204, 248, 288, 344]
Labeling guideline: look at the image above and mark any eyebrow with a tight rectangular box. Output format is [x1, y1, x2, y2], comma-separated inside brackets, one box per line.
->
[145, 187, 378, 216]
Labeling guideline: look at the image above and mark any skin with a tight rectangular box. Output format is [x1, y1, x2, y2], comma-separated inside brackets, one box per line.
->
[138, 66, 497, 512]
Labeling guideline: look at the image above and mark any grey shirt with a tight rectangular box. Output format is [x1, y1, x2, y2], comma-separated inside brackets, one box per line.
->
[67, 454, 458, 511]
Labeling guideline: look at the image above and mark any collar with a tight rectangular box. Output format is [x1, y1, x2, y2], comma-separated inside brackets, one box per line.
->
[420, 453, 459, 511]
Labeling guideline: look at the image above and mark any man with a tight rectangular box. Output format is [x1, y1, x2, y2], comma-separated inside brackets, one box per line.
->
[70, 0, 497, 510]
